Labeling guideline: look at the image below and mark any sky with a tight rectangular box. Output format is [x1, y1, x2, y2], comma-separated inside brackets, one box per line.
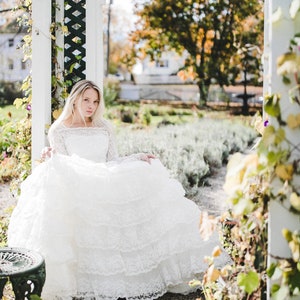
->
[109, 0, 136, 39]
[111, 0, 134, 13]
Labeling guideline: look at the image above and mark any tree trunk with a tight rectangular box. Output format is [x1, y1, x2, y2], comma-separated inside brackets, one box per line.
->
[242, 70, 249, 115]
[197, 80, 210, 107]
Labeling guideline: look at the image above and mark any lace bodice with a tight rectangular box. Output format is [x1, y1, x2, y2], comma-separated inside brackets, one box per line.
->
[48, 121, 118, 163]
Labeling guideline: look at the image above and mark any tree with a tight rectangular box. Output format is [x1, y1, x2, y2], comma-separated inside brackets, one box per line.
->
[131, 0, 263, 105]
[230, 14, 264, 115]
[103, 3, 135, 77]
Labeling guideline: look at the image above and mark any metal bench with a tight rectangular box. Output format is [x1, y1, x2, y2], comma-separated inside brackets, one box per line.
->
[0, 247, 46, 300]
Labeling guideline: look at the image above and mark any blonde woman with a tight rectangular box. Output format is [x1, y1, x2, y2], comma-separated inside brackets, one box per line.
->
[8, 80, 228, 300]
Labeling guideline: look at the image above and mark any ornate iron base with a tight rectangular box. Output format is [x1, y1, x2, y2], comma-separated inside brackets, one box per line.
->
[0, 247, 46, 300]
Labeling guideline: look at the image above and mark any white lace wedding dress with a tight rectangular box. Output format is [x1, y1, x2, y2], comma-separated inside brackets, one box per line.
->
[8, 121, 227, 300]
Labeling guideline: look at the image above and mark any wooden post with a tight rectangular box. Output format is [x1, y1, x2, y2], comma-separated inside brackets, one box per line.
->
[266, 0, 300, 298]
[86, 0, 106, 90]
[31, 0, 106, 165]
[31, 0, 52, 165]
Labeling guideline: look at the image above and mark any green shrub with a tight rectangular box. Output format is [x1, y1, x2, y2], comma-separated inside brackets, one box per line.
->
[103, 78, 120, 107]
[117, 119, 257, 195]
[0, 81, 23, 106]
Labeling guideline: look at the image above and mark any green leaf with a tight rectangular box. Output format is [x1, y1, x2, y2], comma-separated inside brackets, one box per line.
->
[274, 128, 285, 145]
[270, 283, 280, 294]
[261, 125, 276, 147]
[282, 75, 291, 85]
[237, 270, 260, 294]
[29, 295, 42, 300]
[264, 94, 281, 117]
[267, 262, 277, 278]
[271, 285, 290, 300]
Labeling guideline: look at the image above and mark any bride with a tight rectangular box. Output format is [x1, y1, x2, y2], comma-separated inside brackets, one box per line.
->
[8, 79, 227, 300]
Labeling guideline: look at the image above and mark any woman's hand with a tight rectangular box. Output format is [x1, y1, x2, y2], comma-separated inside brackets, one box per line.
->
[138, 153, 156, 164]
[40, 147, 54, 161]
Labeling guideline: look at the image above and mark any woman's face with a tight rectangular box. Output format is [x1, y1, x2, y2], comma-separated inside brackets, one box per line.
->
[76, 88, 100, 120]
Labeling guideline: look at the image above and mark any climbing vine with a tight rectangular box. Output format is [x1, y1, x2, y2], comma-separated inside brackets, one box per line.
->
[8, 0, 70, 190]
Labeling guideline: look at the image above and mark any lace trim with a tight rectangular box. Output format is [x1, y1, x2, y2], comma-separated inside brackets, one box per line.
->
[48, 120, 118, 161]
[44, 289, 166, 300]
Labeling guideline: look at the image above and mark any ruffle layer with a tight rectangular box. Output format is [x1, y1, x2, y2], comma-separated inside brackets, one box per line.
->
[8, 154, 226, 300]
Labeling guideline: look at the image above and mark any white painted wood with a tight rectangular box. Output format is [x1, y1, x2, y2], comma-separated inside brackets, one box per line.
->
[267, 0, 300, 258]
[266, 0, 300, 298]
[31, 0, 52, 166]
[86, 0, 106, 91]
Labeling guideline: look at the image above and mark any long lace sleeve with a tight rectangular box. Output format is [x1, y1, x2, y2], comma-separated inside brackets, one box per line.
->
[99, 119, 144, 163]
[107, 129, 119, 161]
[48, 125, 68, 155]
[97, 119, 119, 161]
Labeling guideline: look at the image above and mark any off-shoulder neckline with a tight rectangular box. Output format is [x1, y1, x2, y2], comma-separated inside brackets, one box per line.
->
[61, 123, 105, 129]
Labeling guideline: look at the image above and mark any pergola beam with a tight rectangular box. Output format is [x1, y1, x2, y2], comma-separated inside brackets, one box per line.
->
[86, 0, 105, 89]
[31, 0, 52, 164]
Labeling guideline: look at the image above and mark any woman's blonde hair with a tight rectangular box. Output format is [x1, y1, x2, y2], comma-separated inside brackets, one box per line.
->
[50, 79, 105, 130]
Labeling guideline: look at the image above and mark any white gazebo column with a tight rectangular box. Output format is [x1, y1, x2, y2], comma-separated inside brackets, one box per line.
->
[266, 0, 300, 299]
[31, 0, 106, 165]
[86, 0, 106, 90]
[31, 0, 52, 165]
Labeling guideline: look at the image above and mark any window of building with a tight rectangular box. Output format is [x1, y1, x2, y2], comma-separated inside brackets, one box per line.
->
[21, 60, 26, 70]
[8, 39, 14, 47]
[155, 60, 169, 68]
[8, 59, 14, 70]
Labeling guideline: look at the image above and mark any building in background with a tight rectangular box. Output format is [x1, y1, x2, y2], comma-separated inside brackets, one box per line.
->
[132, 50, 189, 85]
[0, 14, 30, 83]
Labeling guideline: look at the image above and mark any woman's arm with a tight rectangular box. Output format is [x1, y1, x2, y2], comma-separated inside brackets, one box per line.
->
[48, 125, 68, 155]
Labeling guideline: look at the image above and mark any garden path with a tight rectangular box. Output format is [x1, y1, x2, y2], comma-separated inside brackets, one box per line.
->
[0, 164, 229, 300]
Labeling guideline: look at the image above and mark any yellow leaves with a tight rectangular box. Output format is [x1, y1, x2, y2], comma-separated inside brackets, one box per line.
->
[61, 25, 69, 34]
[212, 246, 222, 258]
[203, 264, 221, 284]
[13, 98, 24, 110]
[261, 125, 285, 147]
[23, 34, 32, 44]
[199, 211, 218, 241]
[290, 192, 300, 211]
[52, 108, 63, 120]
[289, 239, 300, 262]
[72, 36, 81, 44]
[188, 279, 201, 289]
[290, 0, 300, 19]
[23, 0, 31, 7]
[287, 113, 300, 129]
[275, 164, 294, 181]
[282, 229, 300, 262]
[277, 52, 300, 76]
[252, 113, 265, 135]
[177, 66, 196, 81]
[223, 152, 258, 196]
[282, 228, 293, 242]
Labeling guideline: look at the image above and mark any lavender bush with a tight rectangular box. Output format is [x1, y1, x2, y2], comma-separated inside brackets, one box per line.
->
[116, 119, 257, 195]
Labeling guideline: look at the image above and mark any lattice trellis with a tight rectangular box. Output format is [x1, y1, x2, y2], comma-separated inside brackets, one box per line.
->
[64, 0, 86, 89]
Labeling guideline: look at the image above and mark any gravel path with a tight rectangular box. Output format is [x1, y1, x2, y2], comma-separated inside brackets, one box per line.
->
[0, 164, 229, 300]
